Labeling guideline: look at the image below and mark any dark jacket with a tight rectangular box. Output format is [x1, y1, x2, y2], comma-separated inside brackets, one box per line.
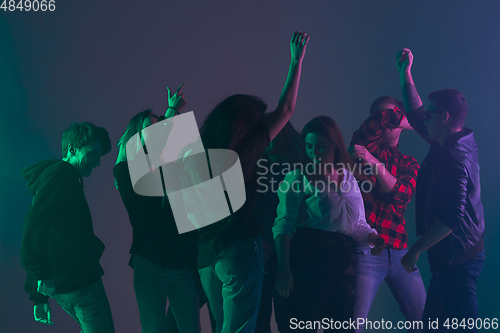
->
[21, 160, 105, 304]
[113, 162, 198, 270]
[407, 106, 485, 272]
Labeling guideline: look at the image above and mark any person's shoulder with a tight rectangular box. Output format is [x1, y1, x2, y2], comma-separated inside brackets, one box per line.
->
[37, 161, 81, 191]
[441, 128, 476, 164]
[113, 161, 129, 177]
[43, 160, 78, 178]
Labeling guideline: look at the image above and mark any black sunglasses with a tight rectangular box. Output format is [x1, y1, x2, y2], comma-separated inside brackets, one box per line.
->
[425, 110, 444, 121]
[370, 106, 401, 115]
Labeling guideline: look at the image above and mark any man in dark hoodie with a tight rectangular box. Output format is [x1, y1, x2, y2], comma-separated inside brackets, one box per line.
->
[397, 49, 485, 333]
[21, 122, 114, 332]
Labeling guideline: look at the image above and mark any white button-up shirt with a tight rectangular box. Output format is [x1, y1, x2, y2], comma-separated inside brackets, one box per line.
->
[272, 169, 376, 246]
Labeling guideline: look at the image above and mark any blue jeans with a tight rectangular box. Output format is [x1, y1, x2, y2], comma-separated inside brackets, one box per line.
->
[50, 279, 115, 333]
[199, 237, 264, 333]
[133, 254, 200, 333]
[353, 245, 426, 333]
[422, 251, 485, 333]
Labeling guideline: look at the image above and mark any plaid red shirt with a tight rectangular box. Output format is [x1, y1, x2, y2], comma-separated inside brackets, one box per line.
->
[350, 108, 419, 249]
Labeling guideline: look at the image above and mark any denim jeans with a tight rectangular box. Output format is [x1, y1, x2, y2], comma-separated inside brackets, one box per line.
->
[199, 237, 264, 333]
[421, 251, 485, 333]
[49, 279, 114, 333]
[133, 254, 200, 333]
[165, 270, 217, 333]
[353, 245, 426, 333]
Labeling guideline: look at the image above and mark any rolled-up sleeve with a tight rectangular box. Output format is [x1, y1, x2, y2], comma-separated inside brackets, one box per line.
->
[273, 171, 305, 239]
[340, 173, 377, 246]
[389, 158, 419, 205]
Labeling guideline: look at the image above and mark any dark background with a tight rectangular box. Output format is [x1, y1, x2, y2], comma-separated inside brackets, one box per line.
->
[1, 1, 499, 332]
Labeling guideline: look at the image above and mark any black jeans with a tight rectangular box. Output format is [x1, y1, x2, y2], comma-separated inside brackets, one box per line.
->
[289, 228, 354, 332]
[256, 250, 293, 333]
[422, 250, 485, 333]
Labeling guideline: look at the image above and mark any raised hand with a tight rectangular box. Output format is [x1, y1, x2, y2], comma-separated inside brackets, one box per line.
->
[290, 31, 310, 63]
[396, 48, 413, 75]
[167, 84, 187, 113]
[34, 303, 53, 325]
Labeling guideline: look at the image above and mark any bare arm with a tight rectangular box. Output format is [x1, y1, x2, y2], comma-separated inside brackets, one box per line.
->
[396, 49, 432, 142]
[273, 171, 304, 299]
[396, 48, 423, 111]
[265, 31, 309, 141]
[275, 234, 293, 298]
[401, 219, 453, 273]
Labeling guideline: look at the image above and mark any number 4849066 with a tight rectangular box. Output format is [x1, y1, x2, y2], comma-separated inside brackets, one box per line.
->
[1, 0, 56, 11]
[443, 318, 498, 330]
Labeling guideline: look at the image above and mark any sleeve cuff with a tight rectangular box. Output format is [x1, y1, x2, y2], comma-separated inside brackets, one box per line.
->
[362, 228, 378, 247]
[272, 221, 294, 239]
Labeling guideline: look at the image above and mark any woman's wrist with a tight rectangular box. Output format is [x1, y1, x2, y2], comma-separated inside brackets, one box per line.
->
[166, 106, 180, 116]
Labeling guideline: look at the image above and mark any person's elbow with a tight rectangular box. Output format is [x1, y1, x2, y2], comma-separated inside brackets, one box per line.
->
[280, 104, 295, 118]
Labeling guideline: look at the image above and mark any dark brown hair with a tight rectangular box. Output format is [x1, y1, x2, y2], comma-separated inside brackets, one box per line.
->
[199, 95, 267, 150]
[428, 88, 467, 128]
[62, 122, 111, 158]
[301, 116, 354, 169]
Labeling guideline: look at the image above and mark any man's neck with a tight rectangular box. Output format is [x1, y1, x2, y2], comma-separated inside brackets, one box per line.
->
[438, 127, 462, 146]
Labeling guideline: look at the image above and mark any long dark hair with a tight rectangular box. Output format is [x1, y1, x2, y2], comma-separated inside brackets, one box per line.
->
[301, 116, 357, 172]
[200, 95, 267, 150]
[116, 110, 153, 164]
[264, 121, 302, 164]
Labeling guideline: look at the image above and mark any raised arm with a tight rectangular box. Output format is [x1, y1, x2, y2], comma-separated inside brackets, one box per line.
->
[265, 31, 309, 141]
[165, 84, 187, 118]
[397, 48, 422, 110]
[396, 49, 431, 143]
